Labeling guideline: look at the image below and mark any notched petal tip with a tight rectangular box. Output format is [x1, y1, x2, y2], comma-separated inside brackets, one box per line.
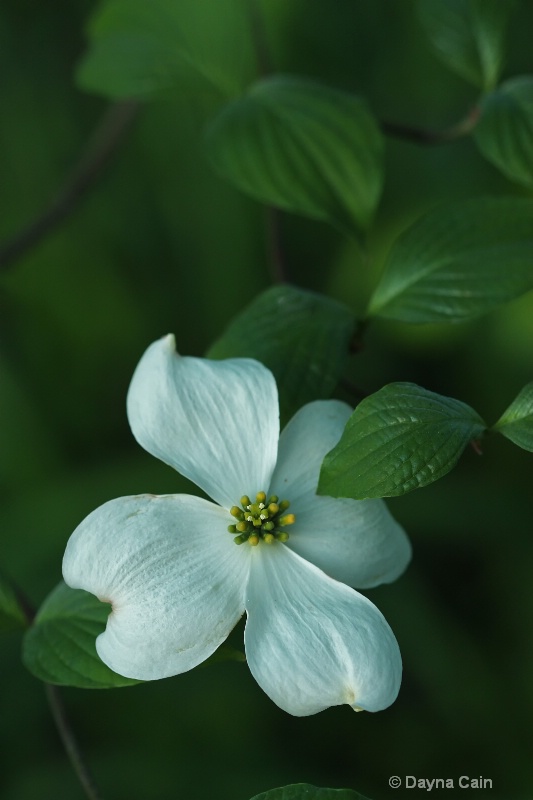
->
[161, 332, 177, 352]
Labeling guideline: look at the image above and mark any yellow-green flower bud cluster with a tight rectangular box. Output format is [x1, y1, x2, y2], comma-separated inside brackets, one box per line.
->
[227, 492, 295, 546]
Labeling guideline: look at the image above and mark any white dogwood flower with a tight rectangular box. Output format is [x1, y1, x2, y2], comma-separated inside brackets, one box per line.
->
[63, 334, 411, 716]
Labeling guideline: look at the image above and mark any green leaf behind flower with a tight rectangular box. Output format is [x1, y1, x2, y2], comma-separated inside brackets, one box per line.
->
[368, 197, 533, 323]
[474, 76, 533, 190]
[0, 572, 29, 633]
[417, 0, 514, 90]
[207, 285, 355, 424]
[205, 75, 384, 237]
[250, 785, 370, 800]
[492, 382, 533, 451]
[318, 383, 486, 499]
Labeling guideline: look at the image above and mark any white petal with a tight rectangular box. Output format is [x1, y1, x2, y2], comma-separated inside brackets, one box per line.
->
[285, 495, 411, 589]
[63, 494, 251, 680]
[269, 399, 411, 588]
[244, 544, 402, 716]
[127, 335, 279, 508]
[268, 399, 354, 502]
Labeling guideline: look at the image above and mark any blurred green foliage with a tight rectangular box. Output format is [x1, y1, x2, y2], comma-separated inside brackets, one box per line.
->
[1, 1, 533, 799]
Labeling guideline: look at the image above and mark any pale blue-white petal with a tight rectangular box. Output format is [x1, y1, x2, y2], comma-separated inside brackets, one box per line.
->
[284, 495, 411, 589]
[269, 400, 411, 587]
[268, 399, 353, 503]
[127, 335, 279, 509]
[244, 544, 402, 716]
[63, 494, 251, 680]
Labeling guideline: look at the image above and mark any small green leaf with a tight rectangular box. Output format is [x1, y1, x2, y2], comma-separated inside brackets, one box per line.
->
[250, 785, 370, 800]
[207, 285, 355, 423]
[318, 383, 486, 499]
[474, 76, 533, 190]
[417, 0, 515, 91]
[205, 75, 384, 236]
[368, 197, 533, 323]
[492, 382, 533, 451]
[0, 573, 29, 633]
[22, 582, 139, 688]
[77, 0, 254, 99]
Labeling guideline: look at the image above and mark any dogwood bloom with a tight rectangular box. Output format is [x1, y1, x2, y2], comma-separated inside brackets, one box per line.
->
[63, 334, 411, 716]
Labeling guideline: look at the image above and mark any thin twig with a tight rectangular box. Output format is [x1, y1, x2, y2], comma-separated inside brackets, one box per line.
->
[249, 0, 272, 76]
[249, 1, 289, 284]
[470, 438, 484, 456]
[45, 684, 104, 800]
[4, 572, 104, 799]
[0, 100, 141, 272]
[381, 106, 481, 146]
[340, 378, 370, 404]
[265, 206, 287, 283]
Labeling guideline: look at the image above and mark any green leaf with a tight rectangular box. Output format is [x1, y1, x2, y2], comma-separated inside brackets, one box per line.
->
[417, 0, 514, 91]
[368, 197, 533, 323]
[77, 0, 254, 99]
[207, 285, 355, 423]
[474, 76, 533, 190]
[0, 573, 29, 633]
[205, 75, 384, 236]
[318, 383, 486, 499]
[492, 382, 533, 451]
[22, 581, 139, 688]
[250, 785, 370, 800]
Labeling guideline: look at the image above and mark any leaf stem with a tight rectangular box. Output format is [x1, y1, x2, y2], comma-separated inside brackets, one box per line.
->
[0, 100, 140, 272]
[45, 684, 104, 800]
[381, 105, 481, 145]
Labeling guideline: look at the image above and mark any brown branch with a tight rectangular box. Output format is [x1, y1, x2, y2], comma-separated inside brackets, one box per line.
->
[4, 572, 104, 799]
[340, 378, 370, 404]
[249, 0, 273, 77]
[0, 100, 141, 272]
[45, 684, 104, 800]
[265, 206, 288, 284]
[381, 105, 481, 146]
[248, 2, 289, 284]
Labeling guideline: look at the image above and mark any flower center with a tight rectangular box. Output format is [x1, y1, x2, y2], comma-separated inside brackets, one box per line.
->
[227, 491, 295, 546]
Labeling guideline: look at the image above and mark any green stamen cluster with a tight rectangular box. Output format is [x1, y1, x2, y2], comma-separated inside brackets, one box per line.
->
[227, 491, 295, 546]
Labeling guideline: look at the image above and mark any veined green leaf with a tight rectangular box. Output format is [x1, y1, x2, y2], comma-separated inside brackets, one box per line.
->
[0, 572, 29, 633]
[492, 382, 533, 451]
[318, 383, 486, 499]
[205, 75, 384, 236]
[76, 0, 254, 99]
[417, 0, 515, 91]
[250, 785, 370, 800]
[207, 285, 355, 423]
[474, 76, 533, 190]
[368, 197, 533, 323]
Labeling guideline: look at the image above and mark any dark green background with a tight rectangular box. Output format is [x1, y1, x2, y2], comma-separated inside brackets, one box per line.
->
[1, 1, 532, 798]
